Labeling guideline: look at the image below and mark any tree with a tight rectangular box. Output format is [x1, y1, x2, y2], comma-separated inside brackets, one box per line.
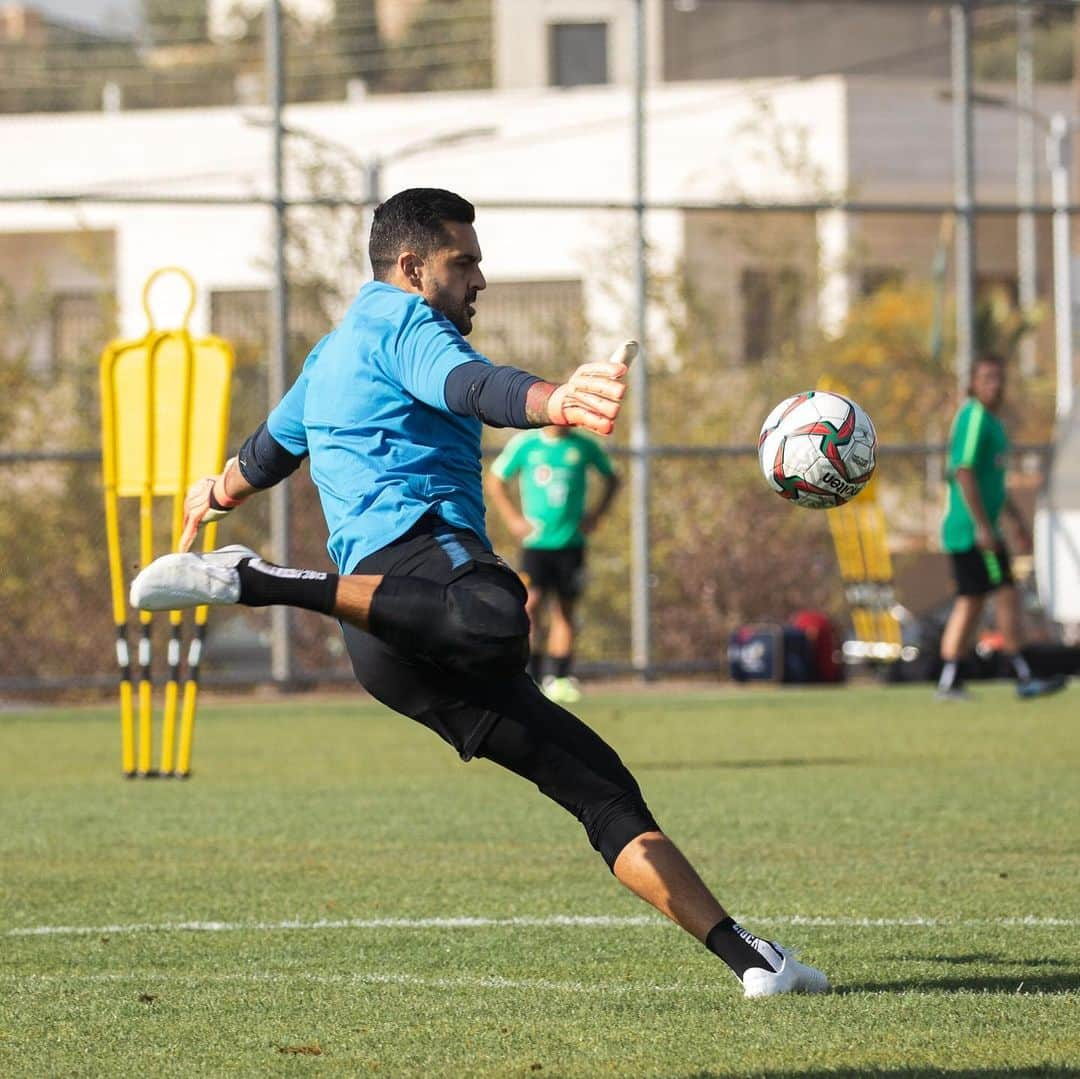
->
[376, 0, 492, 93]
[0, 280, 116, 683]
[331, 0, 381, 88]
[973, 7, 1074, 83]
[142, 0, 208, 48]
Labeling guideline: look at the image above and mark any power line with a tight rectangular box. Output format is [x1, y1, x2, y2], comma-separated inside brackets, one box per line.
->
[0, 1, 1065, 130]
[2, 193, 1078, 215]
[0, 7, 1050, 185]
[0, 1, 1057, 101]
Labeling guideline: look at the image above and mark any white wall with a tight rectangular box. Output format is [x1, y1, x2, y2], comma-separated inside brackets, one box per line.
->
[209, 0, 333, 41]
[494, 0, 664, 90]
[1, 75, 1044, 348]
[208, 0, 423, 44]
[846, 78, 1073, 203]
[0, 80, 853, 342]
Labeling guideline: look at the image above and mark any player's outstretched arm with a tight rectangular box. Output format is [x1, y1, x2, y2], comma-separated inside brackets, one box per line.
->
[179, 416, 309, 552]
[531, 340, 638, 436]
[441, 341, 637, 434]
[178, 457, 260, 552]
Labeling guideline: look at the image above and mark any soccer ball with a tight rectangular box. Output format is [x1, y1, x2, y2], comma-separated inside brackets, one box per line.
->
[758, 390, 877, 509]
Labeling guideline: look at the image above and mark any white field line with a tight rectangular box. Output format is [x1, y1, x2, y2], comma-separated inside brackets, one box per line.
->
[5, 913, 1079, 939]
[2, 971, 1076, 1001]
[0, 970, 692, 995]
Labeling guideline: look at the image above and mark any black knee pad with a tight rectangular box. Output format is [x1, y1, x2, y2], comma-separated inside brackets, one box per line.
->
[476, 687, 661, 871]
[586, 791, 659, 870]
[369, 563, 529, 678]
[445, 564, 530, 677]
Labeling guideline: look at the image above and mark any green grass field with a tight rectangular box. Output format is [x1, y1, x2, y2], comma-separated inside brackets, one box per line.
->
[1, 684, 1077, 1078]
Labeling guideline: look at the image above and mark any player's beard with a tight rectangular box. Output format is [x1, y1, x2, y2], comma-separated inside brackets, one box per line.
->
[431, 285, 476, 336]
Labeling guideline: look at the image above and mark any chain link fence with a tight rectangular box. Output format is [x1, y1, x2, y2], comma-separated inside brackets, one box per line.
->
[0, 433, 1053, 695]
[0, 1, 1072, 695]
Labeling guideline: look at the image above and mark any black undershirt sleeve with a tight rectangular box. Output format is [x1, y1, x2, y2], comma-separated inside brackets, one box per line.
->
[236, 421, 307, 489]
[443, 360, 542, 429]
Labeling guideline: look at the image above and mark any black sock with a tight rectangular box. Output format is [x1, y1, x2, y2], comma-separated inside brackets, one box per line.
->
[705, 917, 782, 978]
[553, 653, 573, 679]
[528, 651, 546, 683]
[236, 556, 338, 615]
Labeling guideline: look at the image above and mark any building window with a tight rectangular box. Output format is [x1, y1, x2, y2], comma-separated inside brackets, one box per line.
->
[860, 266, 905, 297]
[50, 292, 110, 374]
[468, 280, 585, 377]
[741, 267, 802, 363]
[210, 289, 266, 347]
[549, 22, 608, 87]
[210, 287, 327, 351]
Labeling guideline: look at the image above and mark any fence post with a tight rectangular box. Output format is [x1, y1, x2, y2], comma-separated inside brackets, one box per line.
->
[950, 2, 976, 396]
[1049, 114, 1076, 421]
[950, 2, 976, 399]
[630, 0, 652, 679]
[267, 0, 293, 685]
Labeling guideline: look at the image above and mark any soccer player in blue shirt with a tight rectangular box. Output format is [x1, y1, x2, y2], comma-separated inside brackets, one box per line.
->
[132, 188, 827, 997]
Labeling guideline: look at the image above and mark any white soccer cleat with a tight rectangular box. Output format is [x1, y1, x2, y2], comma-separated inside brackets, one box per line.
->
[129, 545, 257, 611]
[741, 943, 830, 999]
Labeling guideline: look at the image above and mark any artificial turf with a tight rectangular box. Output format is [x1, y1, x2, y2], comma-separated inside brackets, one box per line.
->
[1, 684, 1077, 1077]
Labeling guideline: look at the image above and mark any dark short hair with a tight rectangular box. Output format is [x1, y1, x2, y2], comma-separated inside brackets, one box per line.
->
[968, 352, 1005, 393]
[368, 188, 475, 280]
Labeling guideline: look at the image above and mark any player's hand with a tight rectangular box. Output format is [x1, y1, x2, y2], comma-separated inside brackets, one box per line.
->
[975, 523, 997, 552]
[508, 515, 533, 541]
[178, 458, 241, 553]
[548, 340, 638, 436]
[1012, 519, 1033, 555]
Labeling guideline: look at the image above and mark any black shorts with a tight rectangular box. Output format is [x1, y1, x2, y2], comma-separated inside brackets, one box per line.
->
[520, 545, 586, 601]
[950, 544, 1014, 596]
[337, 514, 658, 865]
[342, 514, 521, 759]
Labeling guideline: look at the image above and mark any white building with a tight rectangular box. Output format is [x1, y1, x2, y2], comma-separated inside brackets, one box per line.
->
[0, 75, 1069, 375]
[493, 0, 952, 90]
[207, 0, 426, 43]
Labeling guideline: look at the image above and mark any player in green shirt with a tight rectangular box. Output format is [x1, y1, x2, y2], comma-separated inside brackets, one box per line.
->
[937, 353, 1066, 700]
[486, 427, 619, 703]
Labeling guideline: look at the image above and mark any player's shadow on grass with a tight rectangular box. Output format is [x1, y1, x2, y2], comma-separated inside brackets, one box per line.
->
[631, 756, 868, 772]
[840, 970, 1080, 994]
[844, 951, 1080, 994]
[927, 952, 1075, 969]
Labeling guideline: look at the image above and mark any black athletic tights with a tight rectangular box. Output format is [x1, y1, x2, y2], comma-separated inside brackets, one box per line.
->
[340, 515, 659, 869]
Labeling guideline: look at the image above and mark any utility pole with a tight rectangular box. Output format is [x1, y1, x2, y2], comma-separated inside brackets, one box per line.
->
[1017, 0, 1038, 378]
[1049, 114, 1077, 419]
[267, 0, 293, 685]
[951, 2, 977, 395]
[630, 0, 652, 679]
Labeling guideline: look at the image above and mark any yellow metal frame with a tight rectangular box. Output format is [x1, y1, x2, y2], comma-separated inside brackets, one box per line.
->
[826, 476, 904, 660]
[100, 267, 234, 778]
[817, 379, 904, 662]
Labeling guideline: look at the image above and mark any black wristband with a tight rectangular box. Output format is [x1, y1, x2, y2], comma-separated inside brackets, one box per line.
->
[207, 485, 232, 513]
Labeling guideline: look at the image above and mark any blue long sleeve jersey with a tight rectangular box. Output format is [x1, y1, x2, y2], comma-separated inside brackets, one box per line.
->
[244, 281, 540, 574]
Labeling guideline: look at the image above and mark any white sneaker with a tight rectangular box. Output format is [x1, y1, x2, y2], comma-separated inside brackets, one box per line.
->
[542, 676, 582, 705]
[129, 545, 257, 611]
[741, 943, 830, 998]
